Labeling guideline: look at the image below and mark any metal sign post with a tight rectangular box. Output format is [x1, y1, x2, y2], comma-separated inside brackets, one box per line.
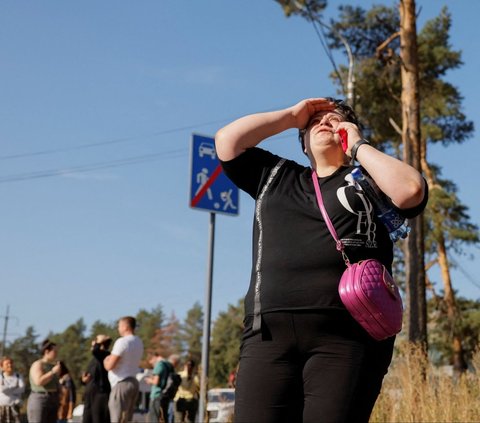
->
[198, 212, 214, 423]
[189, 134, 238, 423]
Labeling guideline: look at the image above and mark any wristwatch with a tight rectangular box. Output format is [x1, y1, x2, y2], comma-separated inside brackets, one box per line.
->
[350, 139, 371, 164]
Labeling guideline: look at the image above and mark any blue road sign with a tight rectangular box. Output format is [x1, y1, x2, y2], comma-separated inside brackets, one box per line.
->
[189, 134, 239, 215]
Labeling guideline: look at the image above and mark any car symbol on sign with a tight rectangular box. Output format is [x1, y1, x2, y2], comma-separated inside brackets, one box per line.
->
[199, 142, 216, 159]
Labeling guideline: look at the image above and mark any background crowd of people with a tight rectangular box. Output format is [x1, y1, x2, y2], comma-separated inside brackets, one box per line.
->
[0, 315, 201, 423]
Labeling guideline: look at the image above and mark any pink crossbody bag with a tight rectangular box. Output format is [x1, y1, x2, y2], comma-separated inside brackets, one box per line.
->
[311, 170, 403, 341]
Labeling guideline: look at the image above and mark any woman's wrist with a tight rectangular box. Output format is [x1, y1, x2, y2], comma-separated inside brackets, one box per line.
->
[350, 139, 371, 163]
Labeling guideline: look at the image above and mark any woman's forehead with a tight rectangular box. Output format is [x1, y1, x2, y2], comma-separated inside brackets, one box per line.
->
[311, 109, 345, 120]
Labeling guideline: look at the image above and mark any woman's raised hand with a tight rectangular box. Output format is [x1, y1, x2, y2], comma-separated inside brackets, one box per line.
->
[289, 98, 336, 129]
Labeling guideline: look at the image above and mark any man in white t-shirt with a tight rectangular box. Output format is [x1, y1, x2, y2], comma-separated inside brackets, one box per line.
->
[104, 316, 144, 423]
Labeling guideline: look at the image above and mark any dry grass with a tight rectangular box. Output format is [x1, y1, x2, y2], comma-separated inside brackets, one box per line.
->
[370, 343, 480, 422]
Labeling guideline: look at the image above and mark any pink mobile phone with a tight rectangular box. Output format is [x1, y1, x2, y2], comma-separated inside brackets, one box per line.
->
[338, 128, 348, 152]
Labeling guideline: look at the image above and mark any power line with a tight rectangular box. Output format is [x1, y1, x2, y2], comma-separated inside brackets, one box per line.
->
[303, 2, 346, 96]
[0, 103, 293, 163]
[0, 148, 187, 184]
[0, 120, 228, 161]
[0, 131, 299, 184]
[0, 107, 299, 184]
[451, 258, 480, 291]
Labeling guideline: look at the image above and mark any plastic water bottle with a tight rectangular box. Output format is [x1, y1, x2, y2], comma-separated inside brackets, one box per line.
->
[351, 167, 410, 242]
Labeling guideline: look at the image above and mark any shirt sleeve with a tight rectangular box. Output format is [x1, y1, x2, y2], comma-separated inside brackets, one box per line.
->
[111, 338, 126, 357]
[396, 177, 429, 219]
[153, 361, 164, 376]
[220, 147, 282, 199]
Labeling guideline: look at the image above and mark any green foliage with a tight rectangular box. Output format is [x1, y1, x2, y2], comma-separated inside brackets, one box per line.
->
[50, 319, 89, 388]
[209, 299, 244, 388]
[330, 5, 400, 59]
[5, 326, 40, 384]
[418, 7, 462, 80]
[88, 319, 117, 343]
[424, 171, 479, 257]
[178, 302, 204, 364]
[274, 0, 327, 19]
[324, 5, 474, 152]
[318, 5, 403, 146]
[155, 312, 183, 359]
[428, 296, 480, 366]
[135, 306, 165, 353]
[323, 3, 477, 257]
[418, 8, 474, 146]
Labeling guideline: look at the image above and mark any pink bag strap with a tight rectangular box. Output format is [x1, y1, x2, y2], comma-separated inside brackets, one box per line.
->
[311, 169, 351, 266]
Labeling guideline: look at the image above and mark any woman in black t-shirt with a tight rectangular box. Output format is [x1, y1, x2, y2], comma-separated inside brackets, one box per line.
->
[81, 334, 111, 423]
[215, 98, 428, 423]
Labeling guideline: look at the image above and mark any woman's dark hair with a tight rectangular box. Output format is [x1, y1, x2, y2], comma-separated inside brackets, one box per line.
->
[59, 361, 69, 377]
[101, 338, 112, 350]
[298, 98, 360, 154]
[41, 339, 57, 355]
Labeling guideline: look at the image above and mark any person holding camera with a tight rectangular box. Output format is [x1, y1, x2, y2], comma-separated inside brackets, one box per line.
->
[145, 353, 180, 423]
[27, 339, 62, 423]
[81, 334, 112, 423]
[0, 356, 25, 423]
[215, 97, 428, 422]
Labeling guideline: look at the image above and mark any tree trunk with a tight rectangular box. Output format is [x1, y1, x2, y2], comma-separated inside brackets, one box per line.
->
[421, 124, 467, 370]
[400, 0, 427, 344]
[437, 236, 468, 372]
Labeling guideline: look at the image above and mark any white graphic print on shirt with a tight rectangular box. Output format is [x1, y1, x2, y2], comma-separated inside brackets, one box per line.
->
[337, 173, 378, 249]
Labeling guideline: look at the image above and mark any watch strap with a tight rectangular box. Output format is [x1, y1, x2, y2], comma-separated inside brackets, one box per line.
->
[350, 139, 371, 164]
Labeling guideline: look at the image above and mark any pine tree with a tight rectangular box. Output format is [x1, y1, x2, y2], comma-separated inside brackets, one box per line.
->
[50, 318, 89, 384]
[135, 305, 165, 356]
[178, 301, 204, 364]
[209, 300, 244, 388]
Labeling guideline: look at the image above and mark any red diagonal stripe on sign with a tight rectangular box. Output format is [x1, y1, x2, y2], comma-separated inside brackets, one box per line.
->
[191, 164, 223, 207]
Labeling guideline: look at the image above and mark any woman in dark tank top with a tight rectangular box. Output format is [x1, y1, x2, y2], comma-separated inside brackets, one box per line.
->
[27, 339, 61, 423]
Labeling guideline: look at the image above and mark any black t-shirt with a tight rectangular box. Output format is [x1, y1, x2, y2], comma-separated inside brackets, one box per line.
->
[221, 147, 428, 321]
[85, 347, 111, 394]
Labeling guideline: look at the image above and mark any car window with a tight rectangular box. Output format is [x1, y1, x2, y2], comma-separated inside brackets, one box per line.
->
[208, 391, 235, 402]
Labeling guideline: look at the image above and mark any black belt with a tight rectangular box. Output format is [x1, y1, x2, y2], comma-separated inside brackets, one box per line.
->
[31, 391, 57, 395]
[118, 376, 137, 383]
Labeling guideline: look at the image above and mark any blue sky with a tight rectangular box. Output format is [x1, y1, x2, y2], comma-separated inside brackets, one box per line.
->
[1, 0, 478, 341]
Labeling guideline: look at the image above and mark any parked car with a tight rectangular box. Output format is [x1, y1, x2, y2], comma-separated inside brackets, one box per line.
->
[207, 388, 235, 423]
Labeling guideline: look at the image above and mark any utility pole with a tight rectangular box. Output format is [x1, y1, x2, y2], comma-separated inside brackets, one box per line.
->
[1, 305, 10, 356]
[338, 30, 355, 109]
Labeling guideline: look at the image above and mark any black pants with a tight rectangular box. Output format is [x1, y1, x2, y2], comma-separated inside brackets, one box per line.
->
[234, 311, 394, 423]
[82, 389, 110, 423]
[174, 397, 198, 423]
